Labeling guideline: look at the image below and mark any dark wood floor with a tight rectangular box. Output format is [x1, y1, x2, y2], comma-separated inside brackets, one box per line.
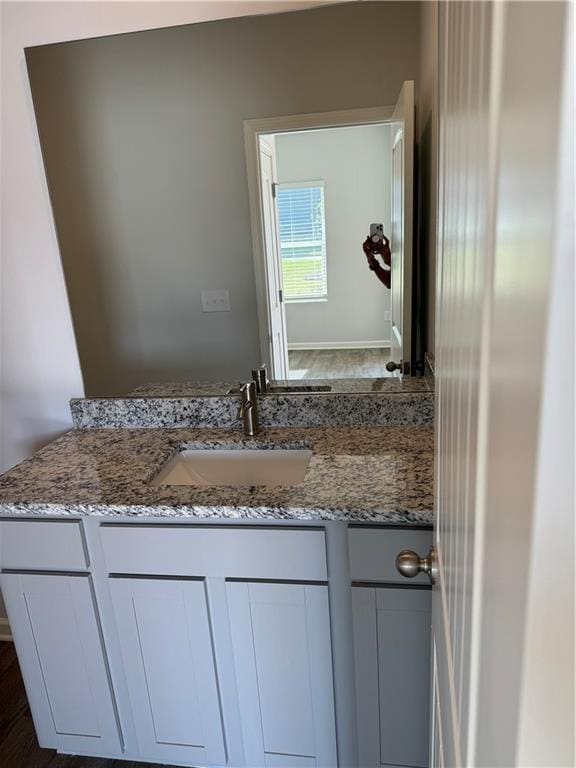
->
[0, 642, 177, 768]
[288, 348, 392, 379]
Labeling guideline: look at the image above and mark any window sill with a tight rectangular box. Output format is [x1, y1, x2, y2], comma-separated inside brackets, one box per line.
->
[285, 297, 328, 305]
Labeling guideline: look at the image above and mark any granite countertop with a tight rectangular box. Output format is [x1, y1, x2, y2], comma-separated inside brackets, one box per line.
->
[0, 426, 433, 525]
[129, 378, 433, 397]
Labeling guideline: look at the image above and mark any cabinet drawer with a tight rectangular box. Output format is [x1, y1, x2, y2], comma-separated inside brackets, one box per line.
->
[0, 520, 87, 571]
[101, 525, 327, 581]
[348, 527, 432, 585]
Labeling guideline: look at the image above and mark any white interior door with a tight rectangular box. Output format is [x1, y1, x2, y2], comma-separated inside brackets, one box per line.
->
[389, 80, 414, 375]
[259, 137, 288, 378]
[427, 2, 574, 767]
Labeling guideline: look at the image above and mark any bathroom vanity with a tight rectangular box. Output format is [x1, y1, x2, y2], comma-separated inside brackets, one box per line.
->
[12, 19, 434, 763]
[0, 413, 434, 768]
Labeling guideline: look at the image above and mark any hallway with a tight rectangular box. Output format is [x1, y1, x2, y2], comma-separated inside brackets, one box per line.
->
[288, 348, 393, 379]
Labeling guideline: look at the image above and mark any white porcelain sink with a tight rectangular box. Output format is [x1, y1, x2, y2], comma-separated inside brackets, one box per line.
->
[150, 447, 313, 487]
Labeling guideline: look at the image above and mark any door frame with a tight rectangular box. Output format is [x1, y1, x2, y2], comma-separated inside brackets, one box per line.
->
[244, 105, 394, 377]
[258, 137, 289, 378]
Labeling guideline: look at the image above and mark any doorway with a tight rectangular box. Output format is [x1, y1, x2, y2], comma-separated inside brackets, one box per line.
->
[244, 96, 414, 381]
[266, 124, 394, 380]
[256, 123, 393, 380]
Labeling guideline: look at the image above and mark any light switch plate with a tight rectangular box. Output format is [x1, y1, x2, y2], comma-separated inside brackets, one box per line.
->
[201, 289, 230, 313]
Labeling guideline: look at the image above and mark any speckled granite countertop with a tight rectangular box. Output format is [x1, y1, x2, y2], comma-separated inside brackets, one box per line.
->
[0, 426, 433, 525]
[130, 378, 433, 397]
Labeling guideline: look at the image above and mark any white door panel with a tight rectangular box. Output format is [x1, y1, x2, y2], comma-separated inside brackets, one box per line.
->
[259, 138, 288, 378]
[390, 80, 414, 374]
[433, 2, 572, 767]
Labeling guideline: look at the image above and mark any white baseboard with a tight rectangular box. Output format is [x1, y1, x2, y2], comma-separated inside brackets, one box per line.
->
[0, 617, 13, 642]
[288, 340, 391, 351]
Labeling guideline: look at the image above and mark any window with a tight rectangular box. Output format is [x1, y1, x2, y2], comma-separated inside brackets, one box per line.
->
[276, 182, 327, 302]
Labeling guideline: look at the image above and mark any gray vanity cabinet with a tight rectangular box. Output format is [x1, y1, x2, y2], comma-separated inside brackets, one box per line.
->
[0, 572, 121, 757]
[109, 577, 226, 766]
[227, 581, 338, 768]
[352, 586, 431, 768]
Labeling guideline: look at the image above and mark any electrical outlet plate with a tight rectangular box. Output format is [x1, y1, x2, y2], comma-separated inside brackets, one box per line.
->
[201, 289, 231, 313]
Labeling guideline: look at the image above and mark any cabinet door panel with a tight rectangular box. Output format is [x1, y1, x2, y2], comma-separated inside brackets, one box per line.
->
[352, 587, 381, 768]
[109, 578, 225, 766]
[352, 586, 431, 768]
[0, 573, 121, 756]
[228, 582, 337, 768]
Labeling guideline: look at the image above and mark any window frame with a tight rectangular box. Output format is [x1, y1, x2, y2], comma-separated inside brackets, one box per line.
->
[276, 179, 328, 303]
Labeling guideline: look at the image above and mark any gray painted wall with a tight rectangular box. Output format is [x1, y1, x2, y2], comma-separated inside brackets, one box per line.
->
[276, 124, 392, 347]
[26, 2, 421, 395]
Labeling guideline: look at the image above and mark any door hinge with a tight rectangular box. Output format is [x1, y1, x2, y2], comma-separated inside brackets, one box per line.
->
[271, 182, 277, 199]
[278, 289, 283, 303]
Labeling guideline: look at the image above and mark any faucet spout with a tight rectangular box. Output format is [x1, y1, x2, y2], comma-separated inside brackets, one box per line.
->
[239, 381, 259, 436]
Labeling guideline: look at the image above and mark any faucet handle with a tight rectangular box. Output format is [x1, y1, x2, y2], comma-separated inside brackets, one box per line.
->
[251, 365, 269, 394]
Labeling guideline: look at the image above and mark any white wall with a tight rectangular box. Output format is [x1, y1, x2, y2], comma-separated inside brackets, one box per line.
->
[23, 1, 419, 396]
[1, 0, 325, 462]
[0, 0, 371, 632]
[276, 125, 392, 348]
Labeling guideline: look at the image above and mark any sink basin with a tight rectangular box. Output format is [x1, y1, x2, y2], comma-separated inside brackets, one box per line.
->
[150, 447, 313, 487]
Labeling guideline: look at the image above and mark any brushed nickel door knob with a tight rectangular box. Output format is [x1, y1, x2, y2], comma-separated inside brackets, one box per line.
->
[396, 547, 438, 585]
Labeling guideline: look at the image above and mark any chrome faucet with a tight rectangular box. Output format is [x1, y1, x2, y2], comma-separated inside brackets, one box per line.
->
[239, 381, 259, 436]
[251, 364, 270, 394]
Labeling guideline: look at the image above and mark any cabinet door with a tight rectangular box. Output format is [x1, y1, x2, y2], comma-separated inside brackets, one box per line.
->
[109, 578, 226, 766]
[0, 573, 121, 756]
[352, 587, 431, 768]
[227, 582, 337, 768]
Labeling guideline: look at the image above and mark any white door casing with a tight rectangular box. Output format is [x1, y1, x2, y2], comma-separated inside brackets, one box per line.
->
[259, 137, 289, 378]
[390, 127, 404, 371]
[433, 2, 573, 767]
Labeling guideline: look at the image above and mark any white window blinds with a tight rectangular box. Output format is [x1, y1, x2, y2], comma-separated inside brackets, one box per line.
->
[276, 182, 327, 302]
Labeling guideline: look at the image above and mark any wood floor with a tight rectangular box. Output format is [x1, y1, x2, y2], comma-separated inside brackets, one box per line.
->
[0, 641, 179, 768]
[288, 347, 392, 379]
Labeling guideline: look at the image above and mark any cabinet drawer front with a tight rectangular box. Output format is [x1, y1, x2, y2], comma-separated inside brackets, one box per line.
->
[348, 527, 432, 584]
[0, 520, 87, 570]
[101, 525, 327, 581]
